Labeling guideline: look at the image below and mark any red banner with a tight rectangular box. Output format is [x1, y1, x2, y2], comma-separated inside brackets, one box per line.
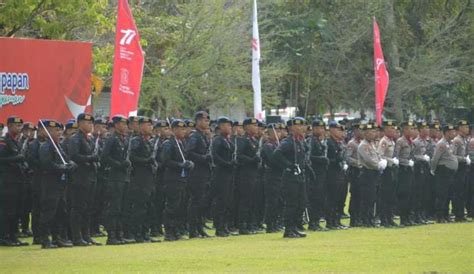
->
[373, 17, 389, 126]
[110, 0, 144, 117]
[0, 37, 92, 124]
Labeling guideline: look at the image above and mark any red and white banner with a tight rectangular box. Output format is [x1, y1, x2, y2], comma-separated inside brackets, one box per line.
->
[252, 0, 262, 120]
[373, 17, 389, 126]
[110, 0, 144, 117]
[0, 37, 92, 124]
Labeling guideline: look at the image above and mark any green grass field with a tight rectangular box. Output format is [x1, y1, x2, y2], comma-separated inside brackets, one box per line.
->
[1, 222, 473, 273]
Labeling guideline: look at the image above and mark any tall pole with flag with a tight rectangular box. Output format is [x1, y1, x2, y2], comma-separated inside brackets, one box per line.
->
[373, 17, 389, 126]
[110, 0, 144, 117]
[252, 0, 262, 120]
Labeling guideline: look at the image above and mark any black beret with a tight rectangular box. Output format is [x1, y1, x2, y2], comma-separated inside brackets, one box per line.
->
[194, 111, 209, 121]
[286, 117, 306, 127]
[243, 117, 258, 126]
[429, 122, 441, 130]
[382, 120, 397, 128]
[154, 120, 170, 128]
[22, 122, 36, 131]
[328, 121, 342, 129]
[43, 120, 63, 129]
[139, 116, 153, 124]
[7, 116, 23, 124]
[185, 119, 195, 127]
[171, 119, 186, 128]
[442, 124, 455, 132]
[457, 120, 469, 128]
[94, 118, 107, 125]
[217, 116, 233, 125]
[111, 115, 128, 125]
[362, 122, 377, 130]
[128, 116, 139, 123]
[352, 123, 361, 130]
[266, 123, 278, 129]
[65, 120, 78, 129]
[233, 121, 243, 127]
[77, 113, 94, 122]
[312, 119, 325, 127]
[400, 121, 415, 128]
[417, 121, 429, 129]
[257, 121, 265, 128]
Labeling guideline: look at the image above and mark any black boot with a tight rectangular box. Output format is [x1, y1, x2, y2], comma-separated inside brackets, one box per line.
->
[197, 226, 210, 238]
[106, 231, 122, 245]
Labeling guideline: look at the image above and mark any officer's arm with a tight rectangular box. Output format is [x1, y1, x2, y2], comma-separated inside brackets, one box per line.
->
[102, 137, 122, 168]
[273, 140, 293, 170]
[261, 144, 277, 169]
[0, 139, 24, 163]
[452, 139, 466, 163]
[430, 143, 444, 173]
[130, 138, 151, 164]
[39, 144, 64, 173]
[68, 136, 93, 164]
[185, 135, 207, 165]
[345, 142, 357, 166]
[412, 140, 425, 162]
[161, 141, 182, 168]
[358, 143, 378, 169]
[309, 138, 328, 164]
[237, 139, 257, 164]
[211, 137, 232, 167]
[326, 140, 337, 163]
[26, 142, 40, 168]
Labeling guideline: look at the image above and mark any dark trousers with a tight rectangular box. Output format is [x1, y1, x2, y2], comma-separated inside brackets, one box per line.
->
[68, 179, 95, 242]
[282, 171, 305, 231]
[237, 167, 258, 228]
[453, 164, 468, 219]
[211, 167, 233, 230]
[130, 177, 155, 237]
[163, 178, 187, 232]
[308, 167, 328, 225]
[347, 167, 361, 223]
[413, 163, 429, 219]
[264, 170, 282, 228]
[397, 166, 413, 221]
[379, 167, 397, 223]
[326, 167, 345, 226]
[255, 169, 266, 226]
[39, 176, 67, 242]
[20, 179, 32, 232]
[31, 175, 42, 239]
[359, 168, 379, 225]
[435, 166, 456, 219]
[187, 170, 210, 230]
[151, 175, 165, 232]
[103, 180, 126, 234]
[90, 174, 107, 233]
[2, 174, 24, 241]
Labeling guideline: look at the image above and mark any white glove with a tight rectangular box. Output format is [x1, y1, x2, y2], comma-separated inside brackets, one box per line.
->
[423, 155, 430, 162]
[343, 163, 349, 171]
[378, 159, 388, 171]
[466, 156, 471, 166]
[430, 170, 435, 176]
[408, 160, 414, 167]
[392, 158, 399, 166]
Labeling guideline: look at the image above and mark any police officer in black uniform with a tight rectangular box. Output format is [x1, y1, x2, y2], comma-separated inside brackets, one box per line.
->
[162, 119, 194, 241]
[38, 120, 76, 248]
[101, 115, 130, 245]
[236, 118, 261, 235]
[68, 113, 101, 246]
[185, 111, 212, 238]
[91, 118, 108, 237]
[0, 116, 29, 246]
[273, 117, 308, 238]
[19, 122, 35, 237]
[211, 116, 235, 237]
[129, 117, 160, 243]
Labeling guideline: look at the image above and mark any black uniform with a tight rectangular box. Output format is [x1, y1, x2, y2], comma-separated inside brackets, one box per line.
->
[185, 129, 212, 237]
[236, 133, 260, 234]
[151, 136, 166, 236]
[91, 135, 108, 236]
[18, 136, 33, 236]
[161, 137, 190, 240]
[39, 139, 74, 248]
[68, 130, 99, 245]
[129, 134, 157, 242]
[0, 133, 28, 246]
[27, 137, 47, 243]
[326, 136, 346, 228]
[273, 134, 307, 237]
[101, 132, 129, 244]
[307, 135, 330, 230]
[210, 134, 235, 236]
[261, 140, 282, 232]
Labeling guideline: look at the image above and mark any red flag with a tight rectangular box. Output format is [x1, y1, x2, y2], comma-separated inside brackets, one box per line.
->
[110, 0, 144, 117]
[373, 17, 389, 126]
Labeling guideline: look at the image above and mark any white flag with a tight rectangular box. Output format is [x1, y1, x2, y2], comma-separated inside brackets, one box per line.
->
[252, 0, 262, 120]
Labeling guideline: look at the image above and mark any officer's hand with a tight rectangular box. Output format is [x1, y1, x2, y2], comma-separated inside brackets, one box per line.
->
[392, 157, 399, 166]
[323, 157, 330, 165]
[430, 170, 435, 176]
[58, 164, 68, 171]
[14, 154, 25, 162]
[182, 160, 194, 170]
[378, 159, 388, 171]
[90, 154, 100, 163]
[343, 163, 349, 171]
[122, 160, 132, 168]
[408, 160, 414, 167]
[147, 157, 155, 164]
[204, 154, 212, 162]
[466, 156, 471, 166]
[423, 155, 430, 162]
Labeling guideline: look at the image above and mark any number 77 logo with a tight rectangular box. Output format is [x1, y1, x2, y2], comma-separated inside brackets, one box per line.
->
[119, 29, 136, 45]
